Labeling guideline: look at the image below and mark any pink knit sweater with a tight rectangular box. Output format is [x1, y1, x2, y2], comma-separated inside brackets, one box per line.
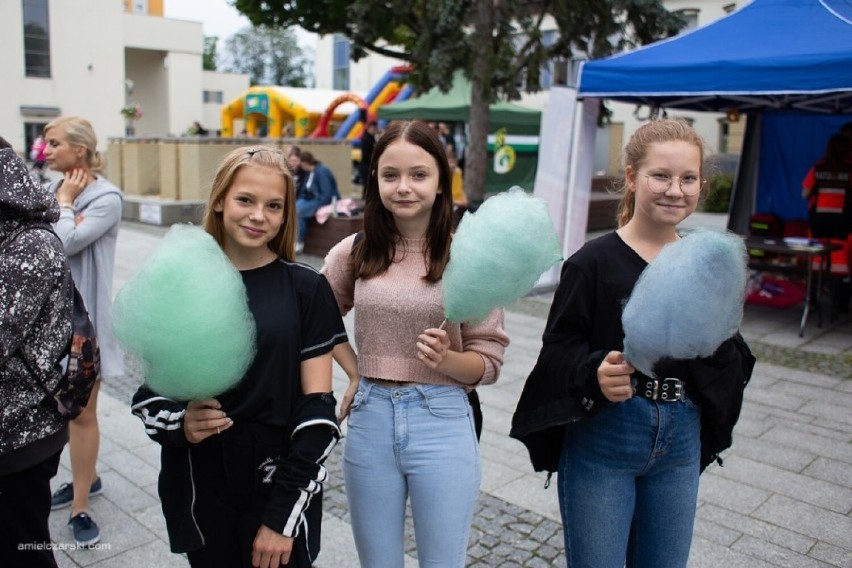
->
[321, 234, 509, 387]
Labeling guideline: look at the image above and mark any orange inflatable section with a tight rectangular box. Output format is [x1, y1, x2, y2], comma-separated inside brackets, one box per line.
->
[310, 94, 368, 138]
[347, 82, 402, 140]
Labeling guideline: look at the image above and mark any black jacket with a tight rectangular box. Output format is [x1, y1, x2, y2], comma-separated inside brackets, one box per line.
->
[510, 232, 755, 473]
[129, 258, 346, 557]
[0, 148, 72, 474]
[131, 388, 339, 556]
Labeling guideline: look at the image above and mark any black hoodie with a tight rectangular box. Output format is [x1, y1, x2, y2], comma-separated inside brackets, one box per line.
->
[0, 148, 73, 474]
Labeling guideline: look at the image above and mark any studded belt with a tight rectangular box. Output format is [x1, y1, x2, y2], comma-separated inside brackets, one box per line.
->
[634, 377, 687, 402]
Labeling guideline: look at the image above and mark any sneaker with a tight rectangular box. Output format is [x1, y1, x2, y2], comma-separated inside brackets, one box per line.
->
[51, 477, 103, 510]
[68, 512, 100, 546]
[295, 241, 304, 254]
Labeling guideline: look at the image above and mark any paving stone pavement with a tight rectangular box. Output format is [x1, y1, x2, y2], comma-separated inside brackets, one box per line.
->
[48, 219, 851, 567]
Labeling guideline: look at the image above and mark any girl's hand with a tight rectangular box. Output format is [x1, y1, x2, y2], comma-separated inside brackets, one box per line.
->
[252, 525, 293, 568]
[56, 168, 89, 204]
[183, 398, 232, 443]
[598, 351, 635, 402]
[338, 376, 361, 423]
[417, 327, 450, 369]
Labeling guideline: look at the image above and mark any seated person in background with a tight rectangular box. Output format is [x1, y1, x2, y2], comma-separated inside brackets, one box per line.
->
[287, 146, 307, 196]
[189, 121, 208, 136]
[296, 152, 340, 253]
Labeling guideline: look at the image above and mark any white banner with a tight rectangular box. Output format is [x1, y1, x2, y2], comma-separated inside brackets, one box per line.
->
[531, 88, 598, 290]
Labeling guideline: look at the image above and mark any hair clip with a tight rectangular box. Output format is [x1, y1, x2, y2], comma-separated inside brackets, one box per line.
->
[246, 147, 282, 157]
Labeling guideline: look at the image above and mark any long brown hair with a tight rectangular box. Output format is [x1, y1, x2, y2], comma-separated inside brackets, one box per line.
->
[201, 146, 297, 261]
[615, 119, 708, 227]
[353, 120, 454, 282]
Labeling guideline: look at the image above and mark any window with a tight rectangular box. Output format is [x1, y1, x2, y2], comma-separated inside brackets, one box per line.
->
[332, 34, 350, 91]
[539, 30, 558, 89]
[719, 120, 731, 154]
[123, 0, 148, 13]
[203, 90, 223, 104]
[676, 9, 700, 31]
[22, 0, 50, 78]
[723, 4, 737, 14]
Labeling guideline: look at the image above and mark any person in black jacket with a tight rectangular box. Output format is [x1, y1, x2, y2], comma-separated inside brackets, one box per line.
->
[0, 138, 73, 567]
[511, 120, 754, 568]
[358, 121, 377, 196]
[131, 146, 347, 567]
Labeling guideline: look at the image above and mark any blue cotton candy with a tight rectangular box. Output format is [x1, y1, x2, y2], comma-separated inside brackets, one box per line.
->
[443, 187, 562, 322]
[112, 224, 256, 400]
[622, 229, 747, 377]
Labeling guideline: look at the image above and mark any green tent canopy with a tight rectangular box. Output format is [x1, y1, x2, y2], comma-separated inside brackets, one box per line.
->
[377, 72, 541, 134]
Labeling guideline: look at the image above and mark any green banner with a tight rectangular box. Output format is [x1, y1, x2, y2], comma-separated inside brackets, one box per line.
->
[244, 93, 269, 116]
[486, 128, 539, 194]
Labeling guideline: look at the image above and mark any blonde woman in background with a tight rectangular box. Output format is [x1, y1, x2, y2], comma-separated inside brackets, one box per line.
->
[43, 116, 123, 547]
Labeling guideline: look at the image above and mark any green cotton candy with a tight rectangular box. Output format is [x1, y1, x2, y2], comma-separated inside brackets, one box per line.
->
[443, 187, 562, 322]
[112, 224, 256, 400]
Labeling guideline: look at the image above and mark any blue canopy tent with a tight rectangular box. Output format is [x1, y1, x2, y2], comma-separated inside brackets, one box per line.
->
[577, 0, 852, 234]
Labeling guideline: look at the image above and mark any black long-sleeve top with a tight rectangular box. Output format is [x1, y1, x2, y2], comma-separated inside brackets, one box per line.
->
[131, 258, 347, 554]
[511, 232, 755, 473]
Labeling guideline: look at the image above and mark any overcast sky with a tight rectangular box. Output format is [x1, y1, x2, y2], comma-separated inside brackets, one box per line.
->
[163, 0, 317, 49]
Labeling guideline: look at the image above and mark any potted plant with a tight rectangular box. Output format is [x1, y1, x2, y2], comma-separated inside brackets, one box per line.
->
[120, 103, 143, 136]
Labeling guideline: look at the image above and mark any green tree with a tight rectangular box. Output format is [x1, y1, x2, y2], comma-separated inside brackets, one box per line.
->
[203, 35, 218, 71]
[222, 25, 311, 87]
[232, 0, 683, 200]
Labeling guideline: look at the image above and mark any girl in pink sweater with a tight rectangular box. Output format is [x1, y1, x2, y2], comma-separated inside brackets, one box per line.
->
[322, 120, 509, 567]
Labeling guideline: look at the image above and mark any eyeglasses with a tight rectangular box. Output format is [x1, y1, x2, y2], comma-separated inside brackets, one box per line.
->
[644, 174, 704, 196]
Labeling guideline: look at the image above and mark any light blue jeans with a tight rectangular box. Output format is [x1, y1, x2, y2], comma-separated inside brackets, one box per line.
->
[296, 197, 321, 242]
[558, 394, 701, 568]
[343, 378, 480, 567]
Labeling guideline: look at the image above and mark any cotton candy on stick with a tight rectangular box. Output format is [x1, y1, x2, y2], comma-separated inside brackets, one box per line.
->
[112, 224, 256, 400]
[622, 229, 747, 377]
[443, 187, 562, 323]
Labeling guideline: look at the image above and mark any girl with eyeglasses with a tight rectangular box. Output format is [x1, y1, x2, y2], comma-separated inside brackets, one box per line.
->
[131, 146, 347, 567]
[512, 119, 754, 567]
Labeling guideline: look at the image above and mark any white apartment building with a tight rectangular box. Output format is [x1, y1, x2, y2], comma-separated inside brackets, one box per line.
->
[3, 0, 248, 155]
[313, 0, 746, 174]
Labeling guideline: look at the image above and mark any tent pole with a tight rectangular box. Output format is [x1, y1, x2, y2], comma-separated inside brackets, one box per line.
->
[563, 97, 599, 259]
[727, 112, 762, 234]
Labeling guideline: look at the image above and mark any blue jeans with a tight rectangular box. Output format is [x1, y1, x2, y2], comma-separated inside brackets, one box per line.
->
[558, 394, 701, 568]
[343, 379, 480, 567]
[296, 197, 321, 242]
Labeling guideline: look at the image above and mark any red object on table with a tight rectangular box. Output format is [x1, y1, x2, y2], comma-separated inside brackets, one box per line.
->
[746, 276, 806, 309]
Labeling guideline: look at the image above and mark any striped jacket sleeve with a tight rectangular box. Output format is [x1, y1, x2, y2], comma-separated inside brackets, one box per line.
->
[130, 384, 191, 448]
[261, 392, 340, 537]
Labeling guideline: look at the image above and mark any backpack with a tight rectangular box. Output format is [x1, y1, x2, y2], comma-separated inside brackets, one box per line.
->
[2, 223, 100, 419]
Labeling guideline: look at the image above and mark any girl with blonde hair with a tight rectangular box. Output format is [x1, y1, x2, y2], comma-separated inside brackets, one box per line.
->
[45, 116, 122, 547]
[132, 146, 346, 567]
[513, 119, 754, 567]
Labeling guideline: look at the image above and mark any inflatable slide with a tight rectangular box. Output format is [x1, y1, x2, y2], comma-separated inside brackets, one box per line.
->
[333, 66, 413, 142]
